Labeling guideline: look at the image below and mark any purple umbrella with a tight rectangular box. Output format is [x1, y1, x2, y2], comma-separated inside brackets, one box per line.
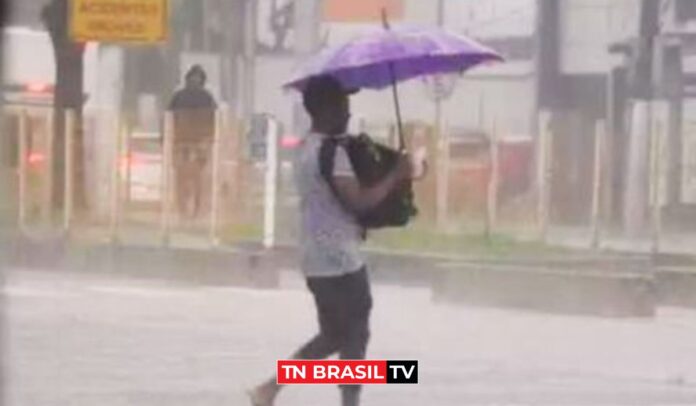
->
[284, 18, 503, 149]
[284, 26, 503, 92]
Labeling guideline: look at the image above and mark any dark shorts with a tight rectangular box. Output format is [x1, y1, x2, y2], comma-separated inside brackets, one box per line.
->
[174, 143, 210, 168]
[304, 267, 372, 360]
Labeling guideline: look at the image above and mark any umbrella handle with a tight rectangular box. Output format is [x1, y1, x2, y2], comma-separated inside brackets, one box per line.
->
[382, 8, 406, 152]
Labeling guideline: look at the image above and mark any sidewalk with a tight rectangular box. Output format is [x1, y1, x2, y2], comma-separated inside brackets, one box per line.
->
[544, 226, 696, 259]
[10, 218, 696, 316]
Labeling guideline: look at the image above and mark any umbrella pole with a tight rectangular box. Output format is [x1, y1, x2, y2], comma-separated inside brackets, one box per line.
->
[389, 64, 406, 151]
[382, 9, 406, 152]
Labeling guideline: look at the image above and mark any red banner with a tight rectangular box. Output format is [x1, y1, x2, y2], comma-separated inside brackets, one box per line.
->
[277, 360, 418, 385]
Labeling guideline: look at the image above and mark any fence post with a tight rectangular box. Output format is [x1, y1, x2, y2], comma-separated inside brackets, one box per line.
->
[650, 118, 664, 254]
[209, 110, 223, 247]
[123, 116, 132, 206]
[161, 112, 174, 246]
[64, 109, 76, 233]
[263, 117, 280, 249]
[18, 109, 28, 232]
[436, 122, 449, 230]
[590, 120, 605, 250]
[43, 109, 55, 225]
[486, 121, 500, 240]
[536, 111, 552, 243]
[228, 118, 245, 233]
[109, 116, 124, 244]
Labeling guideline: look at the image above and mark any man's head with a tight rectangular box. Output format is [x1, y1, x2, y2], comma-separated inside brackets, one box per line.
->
[302, 75, 351, 136]
[185, 65, 207, 89]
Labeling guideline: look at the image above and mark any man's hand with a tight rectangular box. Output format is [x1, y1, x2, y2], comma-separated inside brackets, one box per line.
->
[333, 154, 412, 215]
[394, 153, 414, 181]
[395, 152, 429, 181]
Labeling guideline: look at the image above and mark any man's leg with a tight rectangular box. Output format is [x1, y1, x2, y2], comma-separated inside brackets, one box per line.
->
[192, 146, 211, 218]
[296, 275, 347, 359]
[191, 155, 207, 218]
[174, 150, 189, 218]
[338, 268, 372, 406]
[249, 275, 345, 405]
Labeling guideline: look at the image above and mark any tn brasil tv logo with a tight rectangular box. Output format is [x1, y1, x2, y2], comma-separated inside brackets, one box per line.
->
[277, 360, 418, 385]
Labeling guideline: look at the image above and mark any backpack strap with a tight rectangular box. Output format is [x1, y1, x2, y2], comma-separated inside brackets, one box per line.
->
[318, 137, 338, 192]
[318, 137, 367, 239]
[319, 137, 349, 211]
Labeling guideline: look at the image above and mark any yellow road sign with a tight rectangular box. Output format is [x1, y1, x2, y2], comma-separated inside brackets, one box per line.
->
[70, 0, 168, 44]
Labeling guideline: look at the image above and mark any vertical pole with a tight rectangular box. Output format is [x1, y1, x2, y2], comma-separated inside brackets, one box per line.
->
[604, 67, 627, 230]
[486, 121, 500, 240]
[109, 116, 124, 244]
[435, 103, 448, 230]
[235, 57, 246, 121]
[202, 0, 210, 51]
[651, 117, 663, 254]
[591, 120, 605, 250]
[545, 115, 553, 240]
[242, 0, 258, 122]
[44, 109, 55, 225]
[530, 0, 544, 171]
[94, 46, 125, 219]
[18, 109, 28, 232]
[209, 110, 223, 247]
[605, 68, 616, 228]
[625, 101, 652, 237]
[123, 119, 132, 206]
[1, 6, 11, 403]
[233, 117, 245, 227]
[161, 112, 174, 246]
[537, 111, 552, 242]
[665, 43, 684, 206]
[64, 109, 75, 233]
[292, 0, 319, 134]
[294, 0, 320, 54]
[263, 118, 280, 249]
[625, 0, 659, 238]
[435, 0, 447, 230]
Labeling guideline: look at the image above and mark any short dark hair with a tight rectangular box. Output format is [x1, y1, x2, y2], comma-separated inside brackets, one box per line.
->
[302, 75, 346, 118]
[185, 65, 207, 83]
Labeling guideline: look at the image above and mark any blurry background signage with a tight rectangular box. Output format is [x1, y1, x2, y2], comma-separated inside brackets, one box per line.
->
[323, 0, 403, 22]
[70, 0, 168, 43]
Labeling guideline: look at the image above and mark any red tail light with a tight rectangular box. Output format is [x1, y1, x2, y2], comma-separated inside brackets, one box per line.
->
[120, 154, 143, 170]
[25, 82, 53, 95]
[27, 152, 45, 165]
[281, 135, 301, 149]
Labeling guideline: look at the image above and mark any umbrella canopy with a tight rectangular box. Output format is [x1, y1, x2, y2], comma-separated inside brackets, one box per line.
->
[284, 25, 503, 92]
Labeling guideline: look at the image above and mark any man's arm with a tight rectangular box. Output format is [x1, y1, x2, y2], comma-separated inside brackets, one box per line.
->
[205, 90, 218, 109]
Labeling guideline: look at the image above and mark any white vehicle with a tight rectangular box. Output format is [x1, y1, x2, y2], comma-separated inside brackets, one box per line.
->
[2, 26, 99, 107]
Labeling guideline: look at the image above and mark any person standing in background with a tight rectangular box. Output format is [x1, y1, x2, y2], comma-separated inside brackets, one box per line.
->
[168, 65, 217, 220]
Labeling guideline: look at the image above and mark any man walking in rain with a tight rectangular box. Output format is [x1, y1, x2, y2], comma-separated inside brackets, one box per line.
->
[249, 75, 413, 406]
[168, 65, 217, 220]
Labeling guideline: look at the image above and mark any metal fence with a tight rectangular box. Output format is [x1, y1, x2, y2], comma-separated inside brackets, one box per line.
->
[3, 104, 685, 256]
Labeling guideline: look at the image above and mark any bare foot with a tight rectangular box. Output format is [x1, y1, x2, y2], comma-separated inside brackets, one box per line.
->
[247, 382, 279, 406]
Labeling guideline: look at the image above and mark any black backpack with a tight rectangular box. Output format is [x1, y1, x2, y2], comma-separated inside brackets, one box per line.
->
[319, 133, 417, 230]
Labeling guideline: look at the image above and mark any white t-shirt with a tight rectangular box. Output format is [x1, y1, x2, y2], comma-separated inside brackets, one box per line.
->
[294, 132, 365, 278]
